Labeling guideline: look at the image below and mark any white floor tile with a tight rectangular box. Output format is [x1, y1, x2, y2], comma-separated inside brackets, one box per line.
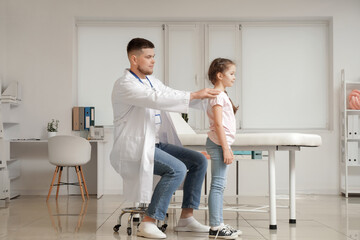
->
[1, 194, 360, 240]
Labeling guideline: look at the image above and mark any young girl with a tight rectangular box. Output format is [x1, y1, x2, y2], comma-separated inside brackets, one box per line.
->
[206, 58, 241, 239]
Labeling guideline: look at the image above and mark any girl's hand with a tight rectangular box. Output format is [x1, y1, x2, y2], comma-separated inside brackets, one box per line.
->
[223, 149, 234, 165]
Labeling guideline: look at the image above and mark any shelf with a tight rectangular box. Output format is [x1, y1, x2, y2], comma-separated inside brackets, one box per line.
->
[345, 82, 360, 85]
[1, 94, 21, 200]
[342, 189, 360, 194]
[10, 139, 47, 143]
[10, 192, 20, 199]
[340, 70, 360, 197]
[2, 122, 19, 126]
[341, 161, 360, 167]
[1, 100, 20, 106]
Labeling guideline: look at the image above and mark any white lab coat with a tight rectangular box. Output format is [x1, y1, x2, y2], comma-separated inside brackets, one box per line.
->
[110, 69, 206, 203]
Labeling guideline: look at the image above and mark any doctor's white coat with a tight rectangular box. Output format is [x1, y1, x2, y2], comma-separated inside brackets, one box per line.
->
[110, 69, 204, 203]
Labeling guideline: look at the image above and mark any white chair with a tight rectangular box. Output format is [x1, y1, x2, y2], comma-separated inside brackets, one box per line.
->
[46, 135, 91, 201]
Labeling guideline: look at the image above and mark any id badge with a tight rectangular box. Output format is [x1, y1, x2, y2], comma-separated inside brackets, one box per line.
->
[155, 114, 162, 124]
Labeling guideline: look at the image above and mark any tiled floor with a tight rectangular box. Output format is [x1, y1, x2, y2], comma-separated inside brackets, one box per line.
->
[0, 194, 359, 240]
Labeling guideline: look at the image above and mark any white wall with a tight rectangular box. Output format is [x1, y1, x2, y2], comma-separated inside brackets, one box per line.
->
[3, 0, 360, 196]
[0, 0, 6, 83]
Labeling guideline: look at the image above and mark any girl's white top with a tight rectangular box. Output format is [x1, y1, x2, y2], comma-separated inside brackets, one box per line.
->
[207, 91, 236, 146]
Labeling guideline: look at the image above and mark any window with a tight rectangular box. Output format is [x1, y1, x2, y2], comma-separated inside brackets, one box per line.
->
[76, 21, 331, 130]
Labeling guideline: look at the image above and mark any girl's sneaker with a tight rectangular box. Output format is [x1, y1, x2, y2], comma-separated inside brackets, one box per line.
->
[223, 224, 242, 236]
[209, 225, 238, 239]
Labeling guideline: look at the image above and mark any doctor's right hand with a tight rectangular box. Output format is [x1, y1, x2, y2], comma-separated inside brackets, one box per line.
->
[190, 88, 221, 100]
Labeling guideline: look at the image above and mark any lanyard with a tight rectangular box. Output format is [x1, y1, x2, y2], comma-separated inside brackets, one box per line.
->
[129, 70, 154, 88]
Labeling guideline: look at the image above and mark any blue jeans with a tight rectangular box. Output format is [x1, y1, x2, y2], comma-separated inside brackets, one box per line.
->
[206, 138, 229, 227]
[145, 142, 208, 220]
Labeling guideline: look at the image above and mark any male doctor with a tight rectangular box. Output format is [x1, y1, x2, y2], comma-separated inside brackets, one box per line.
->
[110, 38, 220, 239]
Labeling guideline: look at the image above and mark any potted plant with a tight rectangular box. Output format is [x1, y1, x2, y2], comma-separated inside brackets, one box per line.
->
[47, 119, 59, 138]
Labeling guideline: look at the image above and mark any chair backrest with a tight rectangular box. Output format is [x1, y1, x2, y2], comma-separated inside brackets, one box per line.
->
[48, 135, 91, 166]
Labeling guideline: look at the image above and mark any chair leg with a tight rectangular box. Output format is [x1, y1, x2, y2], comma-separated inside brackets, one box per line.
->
[76, 199, 89, 232]
[75, 166, 85, 201]
[46, 200, 58, 232]
[79, 166, 89, 199]
[56, 167, 63, 200]
[47, 166, 59, 201]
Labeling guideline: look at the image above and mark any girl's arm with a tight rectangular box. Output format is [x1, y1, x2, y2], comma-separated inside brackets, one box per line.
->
[212, 105, 234, 165]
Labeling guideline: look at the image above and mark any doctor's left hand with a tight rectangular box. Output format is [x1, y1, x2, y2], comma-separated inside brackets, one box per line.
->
[190, 88, 221, 100]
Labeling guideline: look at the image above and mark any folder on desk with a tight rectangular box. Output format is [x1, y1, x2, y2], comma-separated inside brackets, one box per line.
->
[233, 151, 251, 155]
[90, 107, 95, 126]
[84, 107, 91, 130]
[79, 107, 85, 131]
[353, 115, 359, 139]
[252, 151, 262, 159]
[72, 107, 80, 131]
[347, 141, 359, 166]
[348, 115, 354, 139]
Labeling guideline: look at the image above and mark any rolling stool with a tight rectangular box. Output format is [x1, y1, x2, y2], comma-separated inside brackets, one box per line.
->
[113, 203, 168, 235]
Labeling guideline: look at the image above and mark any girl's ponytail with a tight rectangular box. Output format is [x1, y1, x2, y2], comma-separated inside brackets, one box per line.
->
[225, 91, 239, 114]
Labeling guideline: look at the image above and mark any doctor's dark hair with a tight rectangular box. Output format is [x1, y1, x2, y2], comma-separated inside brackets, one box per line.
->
[127, 38, 155, 55]
[208, 58, 239, 114]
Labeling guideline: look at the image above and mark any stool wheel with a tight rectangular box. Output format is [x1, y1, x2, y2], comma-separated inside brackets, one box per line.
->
[113, 224, 121, 232]
[160, 224, 168, 232]
[127, 227, 132, 235]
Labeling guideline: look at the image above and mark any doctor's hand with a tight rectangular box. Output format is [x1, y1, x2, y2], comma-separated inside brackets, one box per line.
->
[223, 149, 234, 165]
[190, 88, 221, 100]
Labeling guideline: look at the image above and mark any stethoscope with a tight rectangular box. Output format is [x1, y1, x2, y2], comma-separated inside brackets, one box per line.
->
[129, 69, 160, 124]
[129, 70, 154, 89]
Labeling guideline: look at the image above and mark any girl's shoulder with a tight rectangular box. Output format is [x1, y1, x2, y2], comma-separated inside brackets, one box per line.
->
[209, 91, 228, 106]
[218, 91, 227, 97]
[216, 91, 230, 100]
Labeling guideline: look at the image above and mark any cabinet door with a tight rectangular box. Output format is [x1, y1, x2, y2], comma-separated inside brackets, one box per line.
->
[0, 169, 10, 200]
[0, 140, 10, 164]
[206, 24, 241, 130]
[165, 24, 203, 130]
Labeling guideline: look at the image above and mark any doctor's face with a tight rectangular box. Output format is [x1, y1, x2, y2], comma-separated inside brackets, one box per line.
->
[136, 48, 155, 76]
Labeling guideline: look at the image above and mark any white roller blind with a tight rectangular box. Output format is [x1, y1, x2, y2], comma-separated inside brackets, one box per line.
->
[241, 23, 329, 129]
[77, 21, 330, 130]
[206, 24, 240, 129]
[166, 24, 202, 130]
[77, 24, 164, 126]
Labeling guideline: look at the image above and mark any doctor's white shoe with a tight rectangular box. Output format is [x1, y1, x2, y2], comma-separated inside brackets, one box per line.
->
[174, 216, 210, 232]
[137, 222, 166, 239]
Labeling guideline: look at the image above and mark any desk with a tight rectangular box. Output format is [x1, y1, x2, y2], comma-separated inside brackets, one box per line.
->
[177, 133, 322, 230]
[10, 139, 106, 199]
